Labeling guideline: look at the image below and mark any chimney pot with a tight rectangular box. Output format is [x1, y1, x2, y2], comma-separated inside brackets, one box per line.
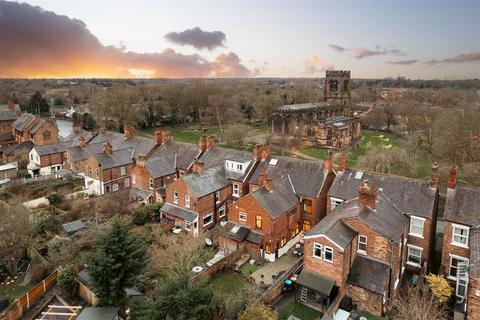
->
[103, 141, 112, 155]
[161, 130, 171, 144]
[324, 150, 333, 174]
[448, 163, 457, 190]
[431, 161, 440, 189]
[193, 160, 204, 175]
[137, 154, 147, 167]
[199, 135, 207, 153]
[253, 144, 262, 161]
[154, 128, 163, 145]
[206, 135, 216, 150]
[124, 124, 135, 139]
[337, 152, 347, 174]
[261, 144, 271, 161]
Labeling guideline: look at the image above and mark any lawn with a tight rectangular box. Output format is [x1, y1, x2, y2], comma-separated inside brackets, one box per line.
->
[240, 263, 258, 277]
[358, 310, 387, 320]
[0, 283, 34, 301]
[209, 272, 252, 299]
[278, 301, 322, 320]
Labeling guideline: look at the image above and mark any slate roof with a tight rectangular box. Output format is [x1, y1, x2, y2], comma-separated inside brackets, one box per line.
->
[246, 230, 264, 245]
[275, 102, 330, 112]
[220, 221, 265, 245]
[198, 146, 254, 181]
[12, 114, 35, 131]
[250, 156, 327, 198]
[33, 143, 66, 156]
[62, 220, 86, 235]
[88, 130, 156, 158]
[146, 140, 201, 178]
[62, 130, 94, 147]
[251, 176, 299, 219]
[329, 168, 437, 219]
[444, 182, 480, 226]
[347, 255, 390, 295]
[183, 166, 230, 198]
[0, 109, 17, 121]
[307, 192, 408, 246]
[29, 118, 52, 133]
[161, 202, 197, 222]
[1, 141, 34, 156]
[94, 148, 134, 169]
[67, 142, 105, 161]
[296, 269, 335, 295]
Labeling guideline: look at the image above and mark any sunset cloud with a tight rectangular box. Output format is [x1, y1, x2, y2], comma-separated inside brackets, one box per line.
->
[0, 2, 250, 78]
[329, 44, 407, 60]
[165, 27, 226, 50]
[385, 59, 419, 65]
[425, 51, 480, 66]
[304, 56, 334, 74]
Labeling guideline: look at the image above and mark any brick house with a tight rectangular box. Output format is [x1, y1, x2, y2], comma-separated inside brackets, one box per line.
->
[11, 114, 59, 145]
[0, 141, 34, 168]
[83, 141, 134, 195]
[222, 175, 301, 261]
[27, 143, 66, 176]
[441, 164, 480, 318]
[130, 129, 200, 204]
[299, 179, 409, 316]
[327, 158, 439, 272]
[248, 152, 336, 233]
[161, 161, 232, 237]
[0, 105, 17, 147]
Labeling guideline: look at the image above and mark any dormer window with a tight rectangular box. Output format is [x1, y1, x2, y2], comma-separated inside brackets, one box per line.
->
[225, 160, 250, 174]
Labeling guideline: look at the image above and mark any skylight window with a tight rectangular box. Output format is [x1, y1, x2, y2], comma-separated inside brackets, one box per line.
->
[269, 158, 278, 166]
[231, 225, 240, 233]
[354, 171, 364, 179]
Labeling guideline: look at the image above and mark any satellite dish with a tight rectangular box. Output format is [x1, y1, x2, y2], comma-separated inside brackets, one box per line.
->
[205, 238, 213, 246]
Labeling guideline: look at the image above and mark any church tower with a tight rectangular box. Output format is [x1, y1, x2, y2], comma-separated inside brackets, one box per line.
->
[324, 70, 351, 108]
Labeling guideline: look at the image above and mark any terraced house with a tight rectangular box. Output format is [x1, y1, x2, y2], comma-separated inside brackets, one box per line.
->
[298, 179, 409, 316]
[27, 142, 66, 176]
[11, 114, 59, 145]
[441, 164, 480, 319]
[327, 158, 439, 272]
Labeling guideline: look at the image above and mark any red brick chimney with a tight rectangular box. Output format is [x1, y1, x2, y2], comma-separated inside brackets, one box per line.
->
[103, 141, 112, 155]
[324, 151, 333, 175]
[162, 130, 171, 144]
[258, 172, 273, 191]
[7, 101, 15, 111]
[199, 135, 207, 153]
[124, 124, 135, 139]
[72, 122, 82, 134]
[253, 144, 262, 161]
[261, 144, 271, 161]
[337, 153, 347, 175]
[358, 179, 377, 209]
[206, 135, 216, 150]
[192, 160, 204, 175]
[137, 154, 147, 167]
[447, 163, 457, 190]
[154, 128, 163, 145]
[431, 162, 440, 189]
[78, 136, 86, 149]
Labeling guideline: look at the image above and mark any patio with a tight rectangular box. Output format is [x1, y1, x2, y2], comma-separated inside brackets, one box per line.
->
[250, 253, 299, 285]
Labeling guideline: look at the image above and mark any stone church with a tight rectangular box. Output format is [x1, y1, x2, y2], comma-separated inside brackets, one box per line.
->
[270, 70, 361, 149]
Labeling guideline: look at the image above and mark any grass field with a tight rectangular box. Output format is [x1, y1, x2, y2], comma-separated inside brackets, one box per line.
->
[240, 263, 258, 277]
[209, 272, 252, 299]
[0, 283, 34, 301]
[278, 301, 322, 320]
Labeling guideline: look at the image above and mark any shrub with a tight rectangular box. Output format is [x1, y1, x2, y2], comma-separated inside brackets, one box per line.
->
[58, 266, 78, 296]
[35, 214, 62, 235]
[46, 193, 63, 206]
[133, 209, 149, 226]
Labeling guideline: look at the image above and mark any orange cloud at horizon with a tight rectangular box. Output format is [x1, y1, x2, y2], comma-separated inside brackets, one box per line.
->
[0, 2, 252, 78]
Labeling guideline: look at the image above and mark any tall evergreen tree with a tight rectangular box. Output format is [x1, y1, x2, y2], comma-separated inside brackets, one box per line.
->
[28, 91, 49, 114]
[85, 220, 146, 306]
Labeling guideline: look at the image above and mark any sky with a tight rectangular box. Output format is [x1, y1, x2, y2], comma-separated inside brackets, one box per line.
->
[0, 0, 479, 79]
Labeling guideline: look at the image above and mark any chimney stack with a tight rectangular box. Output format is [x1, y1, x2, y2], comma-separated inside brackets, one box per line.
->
[447, 163, 457, 191]
[199, 135, 207, 153]
[258, 171, 273, 191]
[192, 160, 204, 175]
[206, 135, 216, 150]
[431, 162, 440, 189]
[103, 141, 112, 155]
[72, 122, 82, 134]
[78, 136, 86, 149]
[7, 101, 15, 111]
[124, 124, 135, 139]
[154, 128, 163, 145]
[324, 150, 333, 175]
[358, 179, 377, 209]
[161, 130, 171, 144]
[261, 144, 271, 161]
[137, 154, 147, 167]
[253, 144, 262, 161]
[337, 153, 347, 175]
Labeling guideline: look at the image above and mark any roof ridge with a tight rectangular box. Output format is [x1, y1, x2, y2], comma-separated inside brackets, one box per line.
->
[347, 167, 430, 184]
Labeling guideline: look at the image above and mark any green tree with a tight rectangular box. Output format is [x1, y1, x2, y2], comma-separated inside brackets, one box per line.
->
[84, 113, 96, 130]
[238, 302, 278, 320]
[132, 275, 223, 320]
[85, 220, 147, 306]
[28, 91, 49, 113]
[58, 266, 78, 296]
[46, 192, 62, 206]
[35, 214, 62, 236]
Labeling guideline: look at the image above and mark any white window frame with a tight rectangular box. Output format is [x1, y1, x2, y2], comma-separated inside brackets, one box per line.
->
[448, 254, 469, 281]
[120, 166, 126, 176]
[112, 183, 119, 192]
[218, 206, 226, 218]
[132, 174, 136, 184]
[215, 191, 221, 203]
[233, 183, 240, 197]
[456, 278, 469, 299]
[330, 197, 343, 210]
[358, 235, 367, 254]
[149, 178, 154, 189]
[203, 212, 213, 226]
[409, 216, 425, 238]
[185, 195, 190, 208]
[124, 177, 130, 188]
[239, 211, 247, 221]
[173, 191, 178, 204]
[313, 243, 323, 259]
[185, 221, 192, 231]
[324, 246, 334, 263]
[406, 244, 423, 267]
[451, 224, 469, 248]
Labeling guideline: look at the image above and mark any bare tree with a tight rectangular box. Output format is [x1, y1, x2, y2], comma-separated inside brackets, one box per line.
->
[390, 287, 448, 320]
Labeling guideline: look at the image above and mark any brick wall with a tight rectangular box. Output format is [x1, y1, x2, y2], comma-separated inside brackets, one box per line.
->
[345, 284, 384, 316]
[39, 152, 64, 167]
[441, 221, 470, 276]
[407, 217, 433, 270]
[468, 277, 480, 320]
[32, 122, 59, 145]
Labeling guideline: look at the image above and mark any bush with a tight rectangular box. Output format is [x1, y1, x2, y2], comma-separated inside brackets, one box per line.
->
[35, 214, 62, 235]
[58, 266, 78, 296]
[46, 193, 63, 206]
[133, 209, 149, 226]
